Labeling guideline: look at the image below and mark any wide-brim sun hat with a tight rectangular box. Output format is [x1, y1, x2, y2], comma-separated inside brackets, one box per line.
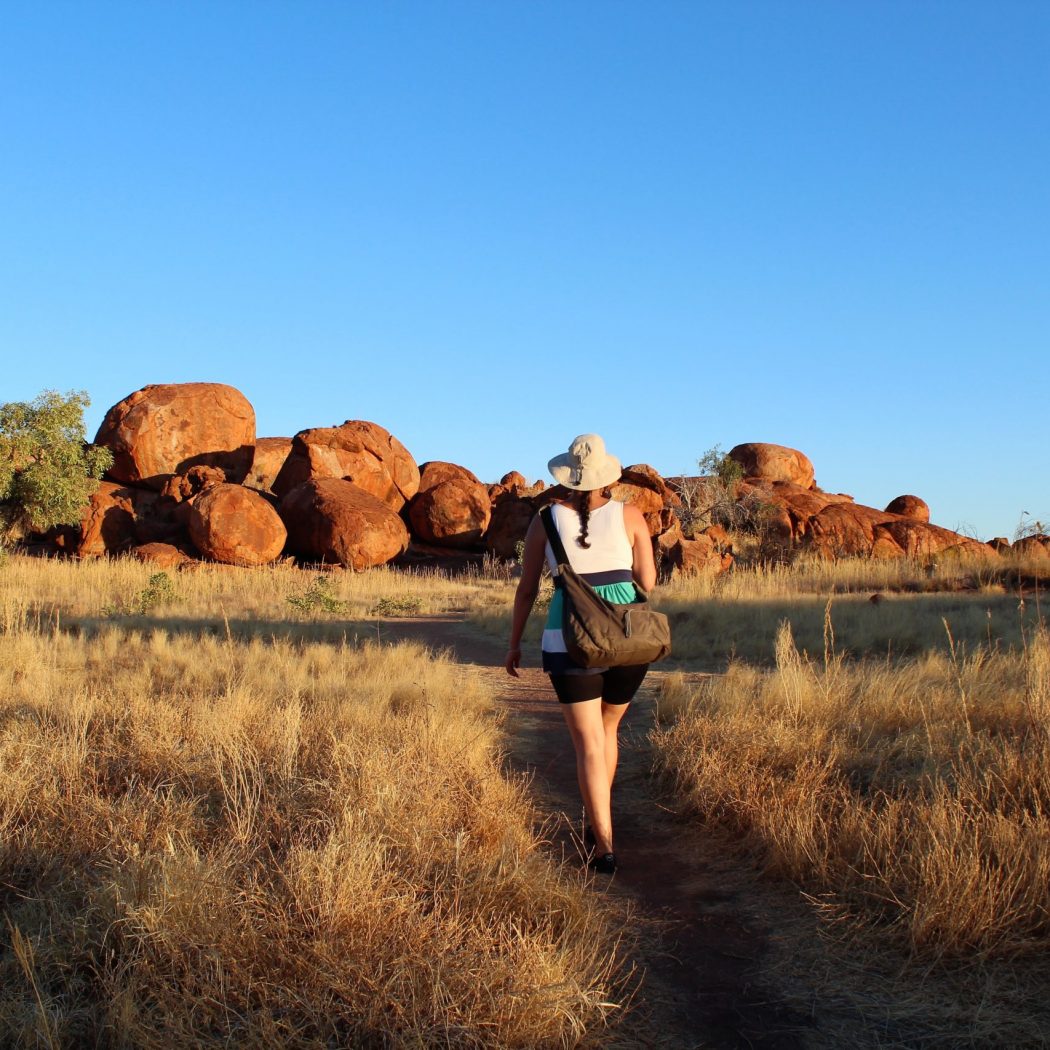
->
[547, 433, 622, 491]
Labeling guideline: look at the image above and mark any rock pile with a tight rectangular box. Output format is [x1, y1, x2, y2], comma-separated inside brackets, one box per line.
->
[40, 383, 1020, 575]
[723, 443, 995, 561]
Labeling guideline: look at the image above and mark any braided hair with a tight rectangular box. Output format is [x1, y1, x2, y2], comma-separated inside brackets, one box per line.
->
[573, 489, 592, 548]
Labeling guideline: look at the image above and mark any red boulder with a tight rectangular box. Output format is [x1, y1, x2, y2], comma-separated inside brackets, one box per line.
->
[875, 519, 996, 560]
[272, 420, 419, 511]
[655, 525, 732, 578]
[95, 383, 255, 488]
[610, 464, 677, 537]
[729, 443, 816, 489]
[160, 465, 226, 503]
[751, 480, 855, 540]
[189, 484, 288, 567]
[1012, 535, 1050, 561]
[488, 472, 546, 502]
[408, 461, 492, 548]
[884, 495, 930, 522]
[77, 482, 161, 557]
[485, 496, 537, 560]
[132, 543, 193, 569]
[280, 479, 409, 570]
[804, 504, 900, 558]
[246, 437, 293, 493]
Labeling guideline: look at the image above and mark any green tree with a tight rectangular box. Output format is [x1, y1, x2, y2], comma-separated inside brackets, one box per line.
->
[0, 390, 113, 541]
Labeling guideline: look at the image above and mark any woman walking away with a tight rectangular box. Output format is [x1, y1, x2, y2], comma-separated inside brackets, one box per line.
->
[505, 434, 657, 875]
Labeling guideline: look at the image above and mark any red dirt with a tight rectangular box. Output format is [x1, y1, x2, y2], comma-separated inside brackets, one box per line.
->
[380, 616, 819, 1048]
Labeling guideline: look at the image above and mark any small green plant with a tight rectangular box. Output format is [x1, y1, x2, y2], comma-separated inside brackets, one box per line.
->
[286, 574, 349, 614]
[371, 596, 423, 617]
[102, 571, 180, 618]
[135, 572, 177, 615]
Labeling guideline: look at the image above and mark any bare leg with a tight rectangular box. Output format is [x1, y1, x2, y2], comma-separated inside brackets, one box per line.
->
[601, 701, 629, 790]
[561, 699, 614, 854]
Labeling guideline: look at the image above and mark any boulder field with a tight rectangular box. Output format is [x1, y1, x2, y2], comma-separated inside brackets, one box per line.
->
[38, 383, 1026, 573]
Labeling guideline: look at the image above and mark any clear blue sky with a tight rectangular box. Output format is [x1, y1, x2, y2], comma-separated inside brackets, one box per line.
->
[2, 2, 1046, 539]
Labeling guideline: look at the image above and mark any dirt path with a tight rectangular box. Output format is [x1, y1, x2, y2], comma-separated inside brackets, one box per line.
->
[380, 615, 818, 1049]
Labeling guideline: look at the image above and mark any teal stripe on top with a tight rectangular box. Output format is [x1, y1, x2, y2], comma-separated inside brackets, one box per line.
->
[544, 581, 639, 634]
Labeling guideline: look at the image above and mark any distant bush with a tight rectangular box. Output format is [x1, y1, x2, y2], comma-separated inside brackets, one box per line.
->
[0, 390, 112, 541]
[286, 574, 349, 614]
[371, 595, 423, 616]
[135, 572, 178, 615]
[697, 444, 745, 496]
[675, 445, 772, 536]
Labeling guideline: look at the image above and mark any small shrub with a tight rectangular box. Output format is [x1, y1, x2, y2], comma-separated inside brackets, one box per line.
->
[672, 445, 745, 535]
[286, 574, 349, 615]
[135, 572, 177, 614]
[371, 596, 423, 617]
[100, 571, 179, 618]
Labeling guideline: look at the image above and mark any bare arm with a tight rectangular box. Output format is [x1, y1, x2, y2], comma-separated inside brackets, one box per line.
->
[505, 514, 548, 676]
[624, 503, 657, 593]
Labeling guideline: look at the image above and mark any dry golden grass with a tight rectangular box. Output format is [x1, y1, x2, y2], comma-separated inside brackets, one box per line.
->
[469, 553, 1047, 669]
[657, 550, 1047, 666]
[662, 545, 1048, 600]
[659, 589, 1047, 666]
[8, 549, 1048, 1044]
[0, 557, 629, 1048]
[652, 616, 1050, 1044]
[0, 552, 512, 624]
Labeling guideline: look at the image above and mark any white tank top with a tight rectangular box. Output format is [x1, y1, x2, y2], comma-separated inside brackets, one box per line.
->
[544, 499, 633, 576]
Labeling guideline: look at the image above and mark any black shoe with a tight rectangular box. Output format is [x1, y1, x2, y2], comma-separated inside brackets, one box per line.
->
[588, 852, 617, 875]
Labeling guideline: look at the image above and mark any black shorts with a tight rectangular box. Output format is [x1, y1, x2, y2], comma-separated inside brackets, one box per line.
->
[548, 664, 649, 705]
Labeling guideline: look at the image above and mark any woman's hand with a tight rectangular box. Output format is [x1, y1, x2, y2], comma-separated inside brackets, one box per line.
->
[505, 647, 522, 677]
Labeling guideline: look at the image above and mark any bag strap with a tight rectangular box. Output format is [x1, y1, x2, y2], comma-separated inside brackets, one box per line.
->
[539, 505, 571, 572]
